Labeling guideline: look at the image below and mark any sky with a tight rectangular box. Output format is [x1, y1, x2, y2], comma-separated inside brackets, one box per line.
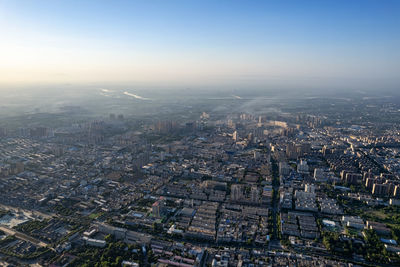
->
[0, 0, 399, 90]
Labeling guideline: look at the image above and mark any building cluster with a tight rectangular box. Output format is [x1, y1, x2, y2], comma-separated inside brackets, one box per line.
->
[1, 98, 400, 266]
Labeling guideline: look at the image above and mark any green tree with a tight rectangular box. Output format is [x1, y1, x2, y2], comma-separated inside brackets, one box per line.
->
[104, 234, 113, 243]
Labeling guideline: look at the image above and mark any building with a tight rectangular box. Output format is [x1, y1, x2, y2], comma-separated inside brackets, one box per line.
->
[372, 183, 389, 196]
[279, 162, 290, 176]
[286, 143, 298, 159]
[344, 173, 362, 185]
[305, 184, 315, 194]
[313, 168, 326, 182]
[251, 186, 259, 203]
[232, 131, 239, 142]
[365, 178, 375, 189]
[152, 197, 165, 217]
[230, 184, 243, 201]
[83, 237, 106, 248]
[342, 216, 364, 229]
[297, 160, 309, 174]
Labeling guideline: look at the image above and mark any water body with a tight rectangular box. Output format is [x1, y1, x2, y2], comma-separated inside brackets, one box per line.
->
[123, 91, 151, 100]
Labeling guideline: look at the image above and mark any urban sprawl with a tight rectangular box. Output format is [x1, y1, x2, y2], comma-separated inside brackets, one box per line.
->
[1, 97, 400, 266]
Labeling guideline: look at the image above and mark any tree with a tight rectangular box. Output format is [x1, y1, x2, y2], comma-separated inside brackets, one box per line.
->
[104, 234, 113, 243]
[115, 256, 123, 266]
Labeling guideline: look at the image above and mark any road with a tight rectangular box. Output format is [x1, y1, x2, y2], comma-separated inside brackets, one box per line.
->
[0, 225, 49, 248]
[270, 158, 281, 245]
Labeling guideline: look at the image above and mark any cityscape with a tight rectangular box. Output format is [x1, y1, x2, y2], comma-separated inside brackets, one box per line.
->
[1, 1, 400, 267]
[1, 91, 400, 266]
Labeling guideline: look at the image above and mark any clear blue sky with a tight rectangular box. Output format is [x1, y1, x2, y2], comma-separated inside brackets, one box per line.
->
[0, 0, 399, 90]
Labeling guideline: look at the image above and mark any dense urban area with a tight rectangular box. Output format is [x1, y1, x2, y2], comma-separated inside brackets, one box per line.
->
[1, 92, 400, 267]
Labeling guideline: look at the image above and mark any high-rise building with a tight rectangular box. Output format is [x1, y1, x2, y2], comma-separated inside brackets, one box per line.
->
[227, 119, 235, 128]
[286, 143, 298, 159]
[372, 183, 389, 196]
[231, 184, 243, 201]
[251, 186, 259, 203]
[279, 162, 290, 176]
[363, 172, 374, 181]
[313, 168, 325, 182]
[344, 173, 362, 185]
[365, 178, 375, 189]
[394, 185, 400, 197]
[297, 160, 309, 174]
[152, 197, 165, 217]
[11, 162, 24, 174]
[305, 184, 315, 194]
[253, 150, 260, 160]
[297, 143, 311, 156]
[232, 131, 239, 142]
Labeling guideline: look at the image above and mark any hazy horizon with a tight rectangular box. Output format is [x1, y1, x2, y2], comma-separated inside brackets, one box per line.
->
[1, 0, 399, 91]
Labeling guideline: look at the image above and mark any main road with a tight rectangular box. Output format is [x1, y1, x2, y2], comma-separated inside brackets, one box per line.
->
[0, 225, 49, 248]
